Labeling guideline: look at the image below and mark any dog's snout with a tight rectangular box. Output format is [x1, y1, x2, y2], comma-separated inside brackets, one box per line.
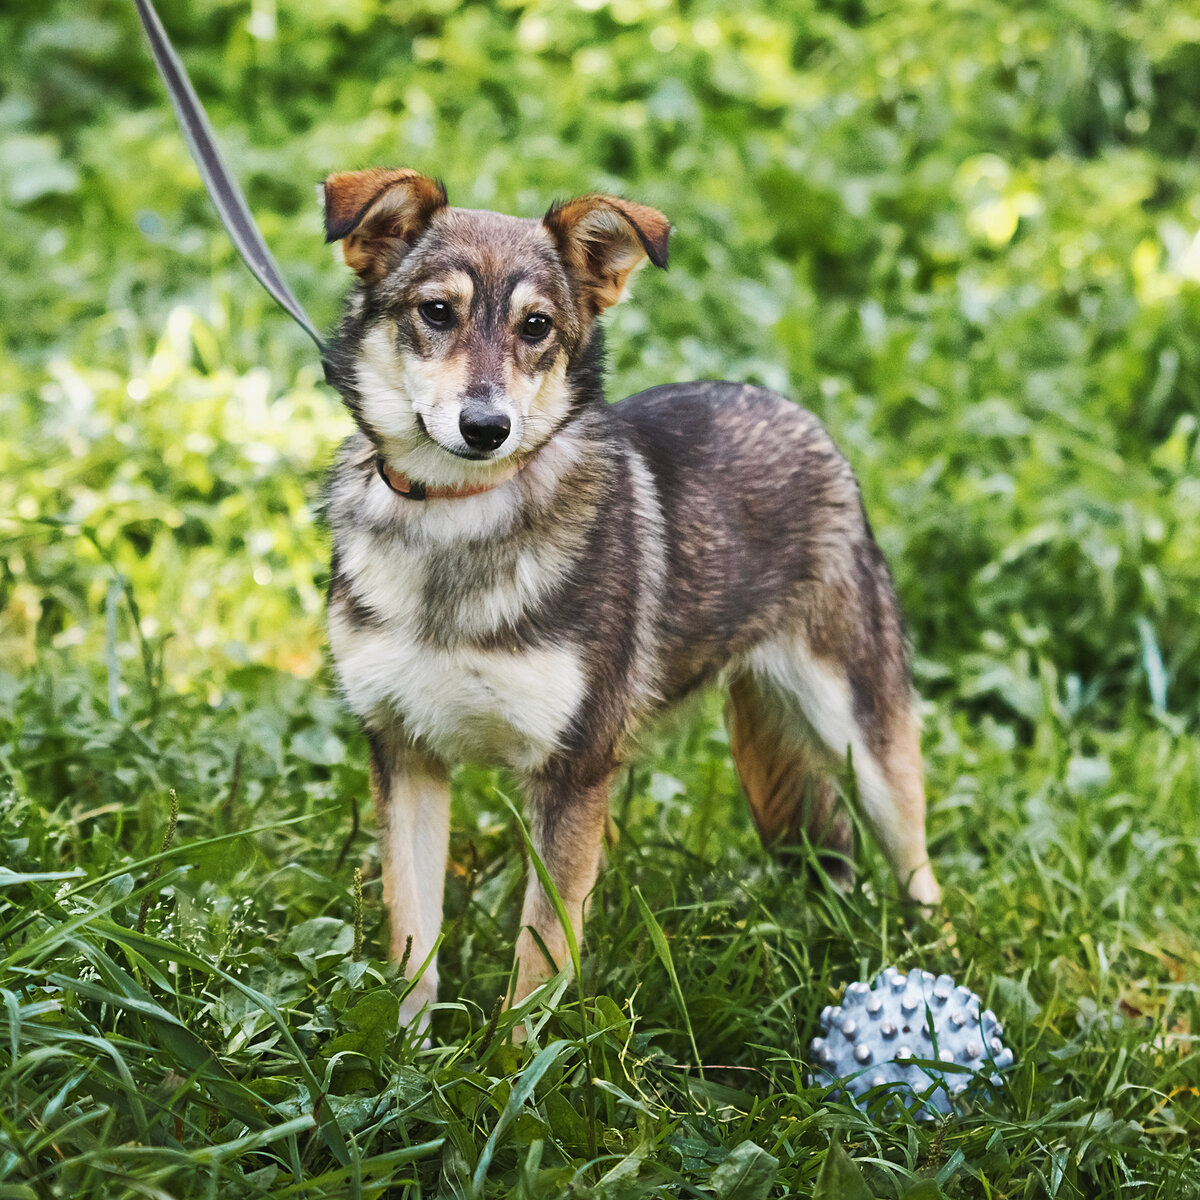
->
[459, 402, 511, 452]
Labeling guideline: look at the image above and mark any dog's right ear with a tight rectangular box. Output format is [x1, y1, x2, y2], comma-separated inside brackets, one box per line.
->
[322, 168, 447, 284]
[542, 194, 670, 314]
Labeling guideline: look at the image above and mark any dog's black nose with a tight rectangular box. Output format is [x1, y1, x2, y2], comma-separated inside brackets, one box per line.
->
[459, 404, 511, 452]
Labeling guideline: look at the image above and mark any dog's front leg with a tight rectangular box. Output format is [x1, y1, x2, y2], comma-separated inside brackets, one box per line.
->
[369, 732, 450, 1035]
[512, 768, 613, 1007]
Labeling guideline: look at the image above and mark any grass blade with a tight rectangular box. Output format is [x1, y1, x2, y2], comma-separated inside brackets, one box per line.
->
[496, 790, 598, 1164]
[471, 1039, 573, 1196]
[631, 885, 703, 1081]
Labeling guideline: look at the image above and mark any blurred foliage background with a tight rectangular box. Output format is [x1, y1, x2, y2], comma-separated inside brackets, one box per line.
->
[3, 0, 1199, 713]
[2, 0, 1200, 1196]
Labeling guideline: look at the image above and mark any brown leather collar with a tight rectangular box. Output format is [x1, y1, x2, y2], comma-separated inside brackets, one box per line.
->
[376, 455, 523, 501]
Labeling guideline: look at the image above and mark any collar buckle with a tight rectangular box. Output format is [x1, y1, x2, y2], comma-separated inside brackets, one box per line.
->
[376, 457, 426, 500]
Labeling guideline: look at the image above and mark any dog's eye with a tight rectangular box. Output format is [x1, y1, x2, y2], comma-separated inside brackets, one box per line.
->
[520, 313, 552, 342]
[418, 301, 455, 329]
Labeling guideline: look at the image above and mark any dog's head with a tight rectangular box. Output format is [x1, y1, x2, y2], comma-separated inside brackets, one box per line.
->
[323, 168, 669, 479]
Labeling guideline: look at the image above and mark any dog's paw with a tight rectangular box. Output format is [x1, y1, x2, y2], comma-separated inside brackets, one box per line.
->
[905, 865, 942, 909]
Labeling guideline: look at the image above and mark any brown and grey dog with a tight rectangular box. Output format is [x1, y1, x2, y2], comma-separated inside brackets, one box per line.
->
[321, 168, 941, 1033]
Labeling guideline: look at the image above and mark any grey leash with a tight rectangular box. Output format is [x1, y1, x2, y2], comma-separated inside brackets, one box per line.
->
[131, 0, 329, 371]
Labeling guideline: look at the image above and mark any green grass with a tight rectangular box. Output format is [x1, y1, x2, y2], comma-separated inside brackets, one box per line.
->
[2, 0, 1199, 1195]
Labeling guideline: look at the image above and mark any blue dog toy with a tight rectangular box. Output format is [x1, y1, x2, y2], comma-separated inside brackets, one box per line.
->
[810, 967, 1014, 1117]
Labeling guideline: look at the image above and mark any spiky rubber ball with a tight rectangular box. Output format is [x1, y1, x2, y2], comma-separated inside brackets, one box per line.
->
[810, 967, 1014, 1117]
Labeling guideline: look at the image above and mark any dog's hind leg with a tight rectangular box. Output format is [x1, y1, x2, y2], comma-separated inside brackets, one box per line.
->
[844, 700, 940, 906]
[726, 673, 854, 884]
[737, 540, 940, 906]
[732, 651, 939, 905]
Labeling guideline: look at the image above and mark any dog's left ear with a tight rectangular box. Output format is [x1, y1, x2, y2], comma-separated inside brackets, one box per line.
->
[542, 195, 670, 313]
[323, 168, 447, 284]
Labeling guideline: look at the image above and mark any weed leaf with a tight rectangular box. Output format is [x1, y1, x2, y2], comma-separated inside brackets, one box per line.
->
[710, 1140, 779, 1200]
[814, 1139, 874, 1200]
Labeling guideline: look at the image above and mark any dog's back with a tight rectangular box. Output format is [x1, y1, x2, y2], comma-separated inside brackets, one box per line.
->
[612, 381, 887, 704]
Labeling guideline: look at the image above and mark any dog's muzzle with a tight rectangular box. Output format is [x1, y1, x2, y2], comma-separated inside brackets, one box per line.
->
[458, 400, 511, 453]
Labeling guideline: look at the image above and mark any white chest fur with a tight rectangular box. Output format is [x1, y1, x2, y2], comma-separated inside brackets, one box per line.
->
[329, 527, 585, 773]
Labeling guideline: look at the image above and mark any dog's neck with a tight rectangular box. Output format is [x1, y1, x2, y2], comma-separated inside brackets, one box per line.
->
[375, 454, 529, 501]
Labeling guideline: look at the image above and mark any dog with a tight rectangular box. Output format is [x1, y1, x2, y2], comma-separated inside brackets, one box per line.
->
[320, 168, 941, 1033]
